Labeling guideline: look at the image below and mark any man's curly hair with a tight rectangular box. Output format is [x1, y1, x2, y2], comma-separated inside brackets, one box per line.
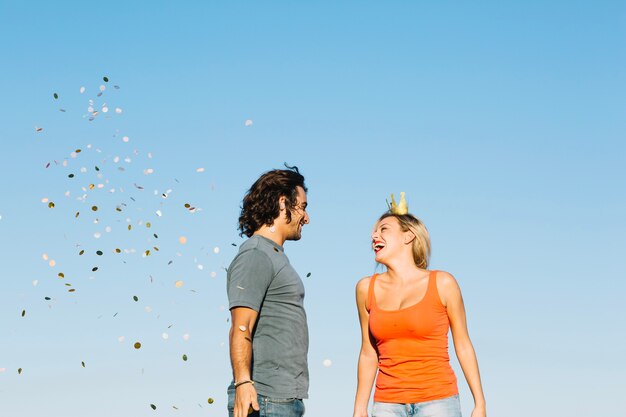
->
[238, 164, 307, 237]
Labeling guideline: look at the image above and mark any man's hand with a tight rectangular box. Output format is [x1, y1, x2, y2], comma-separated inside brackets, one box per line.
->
[234, 382, 259, 417]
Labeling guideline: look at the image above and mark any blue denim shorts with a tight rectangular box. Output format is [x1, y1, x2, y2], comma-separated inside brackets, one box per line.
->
[372, 394, 461, 417]
[227, 387, 305, 417]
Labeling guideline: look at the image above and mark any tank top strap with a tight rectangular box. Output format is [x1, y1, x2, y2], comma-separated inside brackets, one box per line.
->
[367, 274, 379, 311]
[426, 270, 443, 305]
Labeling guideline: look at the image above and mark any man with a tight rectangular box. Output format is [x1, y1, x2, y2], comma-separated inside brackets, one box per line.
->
[227, 165, 310, 417]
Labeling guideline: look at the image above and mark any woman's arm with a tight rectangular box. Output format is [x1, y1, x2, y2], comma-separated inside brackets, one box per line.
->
[353, 277, 379, 417]
[439, 272, 486, 417]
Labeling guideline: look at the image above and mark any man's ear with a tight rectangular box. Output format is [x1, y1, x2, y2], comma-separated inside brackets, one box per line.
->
[279, 196, 286, 210]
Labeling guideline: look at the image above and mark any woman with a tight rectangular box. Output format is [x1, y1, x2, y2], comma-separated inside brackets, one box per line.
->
[353, 194, 486, 417]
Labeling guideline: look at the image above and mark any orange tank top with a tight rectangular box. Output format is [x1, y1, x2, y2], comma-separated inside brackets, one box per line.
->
[368, 271, 458, 403]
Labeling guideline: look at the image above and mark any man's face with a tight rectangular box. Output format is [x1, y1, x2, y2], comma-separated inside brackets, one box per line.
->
[286, 186, 309, 241]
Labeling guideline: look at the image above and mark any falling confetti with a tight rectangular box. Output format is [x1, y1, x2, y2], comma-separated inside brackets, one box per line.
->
[79, 86, 85, 94]
[323, 359, 332, 368]
[118, 336, 125, 343]
[175, 280, 184, 288]
[306, 272, 311, 277]
[133, 296, 139, 302]
[103, 76, 109, 82]
[18, 368, 22, 375]
[213, 247, 220, 254]
[134, 342, 142, 349]
[183, 334, 190, 341]
[53, 93, 59, 99]
[21, 309, 26, 317]
[208, 398, 214, 404]
[245, 119, 253, 126]
[81, 361, 86, 368]
[162, 333, 169, 340]
[182, 354, 188, 362]
[239, 325, 247, 332]
[150, 404, 156, 410]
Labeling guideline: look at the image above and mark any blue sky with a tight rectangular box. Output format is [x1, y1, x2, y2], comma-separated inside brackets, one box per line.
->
[1, 1, 625, 416]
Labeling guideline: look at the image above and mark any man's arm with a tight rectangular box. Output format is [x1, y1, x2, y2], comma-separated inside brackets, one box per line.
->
[229, 306, 260, 417]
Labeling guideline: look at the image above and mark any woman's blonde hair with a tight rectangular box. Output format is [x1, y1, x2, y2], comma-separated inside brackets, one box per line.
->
[379, 212, 431, 269]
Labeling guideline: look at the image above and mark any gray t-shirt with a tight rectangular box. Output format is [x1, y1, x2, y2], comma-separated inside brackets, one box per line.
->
[227, 235, 309, 399]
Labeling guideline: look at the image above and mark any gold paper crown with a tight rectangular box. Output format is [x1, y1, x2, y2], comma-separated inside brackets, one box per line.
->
[388, 192, 408, 215]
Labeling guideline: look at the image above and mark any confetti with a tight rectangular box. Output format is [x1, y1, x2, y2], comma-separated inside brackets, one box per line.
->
[91, 206, 98, 212]
[122, 136, 129, 142]
[103, 76, 109, 82]
[323, 359, 332, 368]
[115, 107, 122, 114]
[306, 272, 311, 277]
[208, 398, 214, 404]
[150, 404, 156, 410]
[213, 247, 220, 254]
[134, 342, 142, 349]
[96, 250, 103, 256]
[35, 126, 43, 132]
[81, 361, 86, 368]
[239, 325, 247, 332]
[183, 334, 190, 341]
[245, 119, 253, 127]
[80, 86, 85, 94]
[53, 93, 59, 99]
[18, 368, 22, 375]
[175, 280, 184, 288]
[162, 333, 169, 340]
[118, 336, 125, 343]
[182, 354, 188, 361]
[0, 368, 6, 373]
[178, 236, 187, 244]
[48, 202, 55, 208]
[133, 296, 139, 302]
[21, 309, 26, 317]
[33, 280, 38, 286]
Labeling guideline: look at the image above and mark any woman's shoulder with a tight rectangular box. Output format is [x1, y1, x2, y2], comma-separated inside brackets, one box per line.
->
[432, 269, 457, 284]
[432, 270, 461, 305]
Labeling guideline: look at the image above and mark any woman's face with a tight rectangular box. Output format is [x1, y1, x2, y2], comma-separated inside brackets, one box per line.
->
[371, 216, 407, 264]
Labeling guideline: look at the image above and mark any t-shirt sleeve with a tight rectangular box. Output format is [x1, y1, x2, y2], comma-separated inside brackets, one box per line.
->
[227, 248, 274, 312]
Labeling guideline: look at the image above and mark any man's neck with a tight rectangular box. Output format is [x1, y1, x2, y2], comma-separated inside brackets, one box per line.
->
[254, 226, 286, 247]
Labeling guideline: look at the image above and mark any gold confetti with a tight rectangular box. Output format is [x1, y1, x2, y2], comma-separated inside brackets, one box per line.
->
[175, 280, 184, 288]
[178, 236, 187, 244]
[48, 202, 55, 208]
[208, 398, 214, 404]
[134, 342, 142, 349]
[91, 206, 98, 211]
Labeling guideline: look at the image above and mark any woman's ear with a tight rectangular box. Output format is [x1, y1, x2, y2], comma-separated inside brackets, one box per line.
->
[404, 231, 416, 245]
